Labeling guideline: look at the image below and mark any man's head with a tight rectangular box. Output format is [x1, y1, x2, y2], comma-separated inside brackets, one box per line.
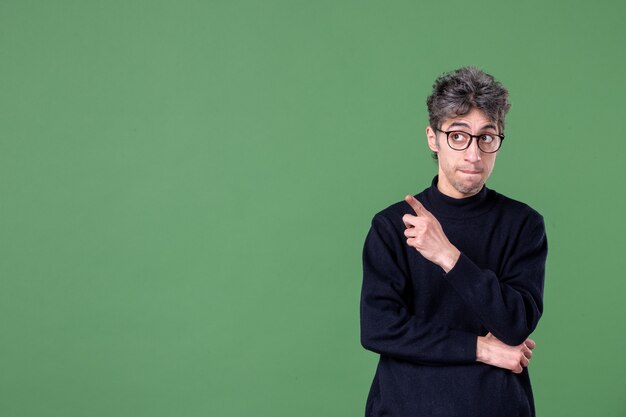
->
[425, 67, 511, 198]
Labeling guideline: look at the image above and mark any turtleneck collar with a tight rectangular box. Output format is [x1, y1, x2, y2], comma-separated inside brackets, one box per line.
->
[420, 176, 497, 220]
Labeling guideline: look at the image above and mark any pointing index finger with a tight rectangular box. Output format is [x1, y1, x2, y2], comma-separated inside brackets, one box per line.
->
[404, 195, 429, 216]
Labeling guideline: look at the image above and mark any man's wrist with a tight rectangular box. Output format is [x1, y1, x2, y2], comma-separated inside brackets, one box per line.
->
[440, 246, 461, 273]
[475, 336, 487, 362]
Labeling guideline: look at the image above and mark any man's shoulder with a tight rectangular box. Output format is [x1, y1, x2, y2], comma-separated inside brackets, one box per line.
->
[489, 190, 546, 238]
[492, 189, 544, 221]
[374, 198, 413, 220]
[368, 193, 424, 231]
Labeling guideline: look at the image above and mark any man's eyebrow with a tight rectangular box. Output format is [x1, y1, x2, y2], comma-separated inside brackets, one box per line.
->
[446, 121, 498, 131]
[447, 122, 471, 129]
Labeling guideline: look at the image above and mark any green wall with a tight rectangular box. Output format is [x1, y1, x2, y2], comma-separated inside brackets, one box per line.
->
[1, 1, 624, 416]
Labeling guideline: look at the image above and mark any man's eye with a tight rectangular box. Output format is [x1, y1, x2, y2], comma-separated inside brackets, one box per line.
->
[480, 135, 494, 143]
[451, 133, 465, 142]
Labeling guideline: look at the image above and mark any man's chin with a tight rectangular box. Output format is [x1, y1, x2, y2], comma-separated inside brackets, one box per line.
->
[453, 180, 484, 196]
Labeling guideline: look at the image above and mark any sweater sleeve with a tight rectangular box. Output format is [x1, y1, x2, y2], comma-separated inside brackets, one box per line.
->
[444, 214, 547, 346]
[360, 214, 477, 365]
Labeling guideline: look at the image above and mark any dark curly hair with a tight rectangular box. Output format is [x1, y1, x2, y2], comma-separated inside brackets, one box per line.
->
[426, 66, 511, 159]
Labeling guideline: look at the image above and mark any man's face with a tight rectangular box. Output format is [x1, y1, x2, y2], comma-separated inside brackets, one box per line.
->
[426, 107, 499, 199]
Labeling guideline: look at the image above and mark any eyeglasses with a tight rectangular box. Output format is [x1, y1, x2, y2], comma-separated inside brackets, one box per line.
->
[435, 128, 504, 153]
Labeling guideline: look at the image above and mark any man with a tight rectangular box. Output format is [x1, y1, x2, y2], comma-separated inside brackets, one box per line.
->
[360, 66, 547, 416]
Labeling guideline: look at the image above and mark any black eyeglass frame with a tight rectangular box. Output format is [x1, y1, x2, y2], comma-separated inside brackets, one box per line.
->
[435, 128, 505, 154]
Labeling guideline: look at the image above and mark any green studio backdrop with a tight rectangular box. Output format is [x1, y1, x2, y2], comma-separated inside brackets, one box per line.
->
[1, 1, 625, 416]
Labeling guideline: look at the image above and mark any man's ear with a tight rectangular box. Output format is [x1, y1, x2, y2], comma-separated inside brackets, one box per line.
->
[426, 126, 439, 153]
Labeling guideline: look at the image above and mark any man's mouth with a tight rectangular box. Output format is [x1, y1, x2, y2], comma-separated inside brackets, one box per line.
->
[458, 169, 483, 175]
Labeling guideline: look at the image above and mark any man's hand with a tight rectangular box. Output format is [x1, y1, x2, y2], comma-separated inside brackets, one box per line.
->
[476, 333, 536, 374]
[403, 195, 461, 272]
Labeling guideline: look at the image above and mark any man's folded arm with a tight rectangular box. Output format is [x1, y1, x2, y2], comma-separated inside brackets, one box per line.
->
[444, 215, 548, 346]
[360, 215, 477, 365]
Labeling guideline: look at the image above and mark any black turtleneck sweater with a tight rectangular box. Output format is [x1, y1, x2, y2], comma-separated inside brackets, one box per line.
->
[360, 177, 547, 417]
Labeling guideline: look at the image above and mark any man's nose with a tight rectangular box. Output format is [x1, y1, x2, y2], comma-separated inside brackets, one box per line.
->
[464, 139, 482, 162]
